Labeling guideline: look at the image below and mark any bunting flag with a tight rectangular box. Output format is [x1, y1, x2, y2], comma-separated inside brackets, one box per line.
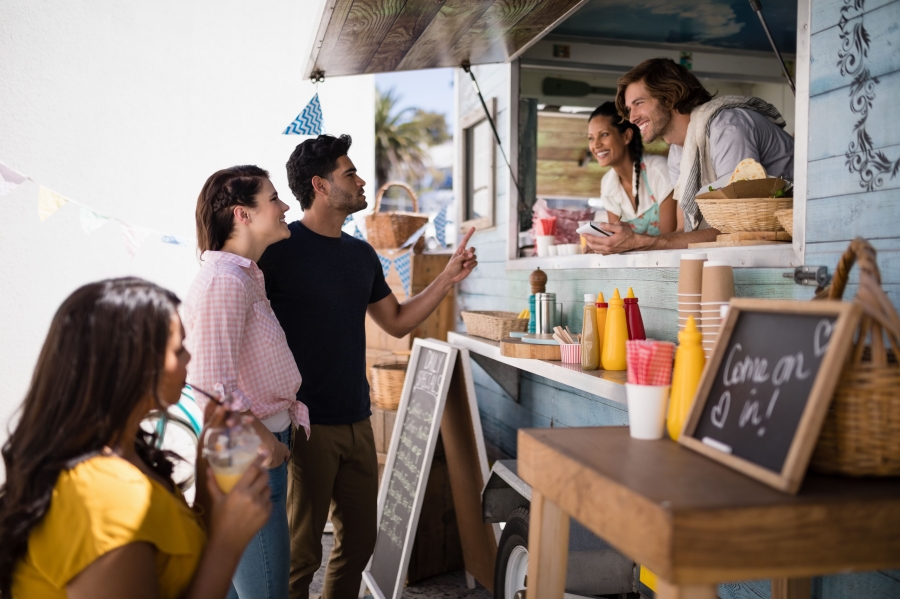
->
[283, 94, 324, 136]
[353, 224, 365, 240]
[80, 207, 109, 234]
[160, 234, 189, 246]
[342, 215, 353, 228]
[378, 254, 392, 279]
[37, 186, 69, 221]
[120, 224, 151, 258]
[434, 206, 448, 247]
[0, 162, 28, 197]
[394, 252, 412, 297]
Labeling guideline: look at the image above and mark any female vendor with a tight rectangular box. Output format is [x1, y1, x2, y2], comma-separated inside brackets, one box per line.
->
[588, 102, 676, 235]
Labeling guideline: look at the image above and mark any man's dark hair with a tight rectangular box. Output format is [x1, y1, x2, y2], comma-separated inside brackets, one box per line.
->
[616, 58, 713, 120]
[286, 134, 353, 210]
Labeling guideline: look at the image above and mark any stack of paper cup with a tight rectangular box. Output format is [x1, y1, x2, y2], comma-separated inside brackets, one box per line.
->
[677, 254, 706, 332]
[700, 260, 735, 358]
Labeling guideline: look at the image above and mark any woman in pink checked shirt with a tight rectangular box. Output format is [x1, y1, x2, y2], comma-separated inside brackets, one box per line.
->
[183, 165, 308, 599]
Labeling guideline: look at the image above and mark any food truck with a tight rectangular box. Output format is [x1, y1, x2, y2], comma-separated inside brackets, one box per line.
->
[305, 1, 900, 597]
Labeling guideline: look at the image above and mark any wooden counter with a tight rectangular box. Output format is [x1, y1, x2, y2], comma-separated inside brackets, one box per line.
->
[518, 426, 900, 599]
[447, 332, 627, 404]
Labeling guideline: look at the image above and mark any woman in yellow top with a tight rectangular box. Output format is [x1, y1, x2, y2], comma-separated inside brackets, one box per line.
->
[0, 278, 272, 598]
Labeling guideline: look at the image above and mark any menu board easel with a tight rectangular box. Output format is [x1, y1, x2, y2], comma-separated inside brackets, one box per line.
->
[363, 339, 497, 599]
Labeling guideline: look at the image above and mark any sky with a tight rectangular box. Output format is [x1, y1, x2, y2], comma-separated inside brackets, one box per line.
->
[375, 68, 455, 128]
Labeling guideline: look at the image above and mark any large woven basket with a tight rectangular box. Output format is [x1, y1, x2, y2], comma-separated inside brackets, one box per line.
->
[811, 238, 900, 476]
[774, 208, 793, 234]
[366, 181, 429, 250]
[461, 311, 528, 341]
[695, 197, 793, 232]
[371, 353, 410, 411]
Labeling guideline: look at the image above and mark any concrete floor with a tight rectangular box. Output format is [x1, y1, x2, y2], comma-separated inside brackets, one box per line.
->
[310, 533, 493, 599]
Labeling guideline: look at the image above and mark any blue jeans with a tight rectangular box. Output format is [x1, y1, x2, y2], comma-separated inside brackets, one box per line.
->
[229, 426, 292, 599]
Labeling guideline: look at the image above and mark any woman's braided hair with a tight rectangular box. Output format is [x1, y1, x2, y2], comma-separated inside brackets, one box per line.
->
[589, 102, 644, 206]
[195, 165, 270, 253]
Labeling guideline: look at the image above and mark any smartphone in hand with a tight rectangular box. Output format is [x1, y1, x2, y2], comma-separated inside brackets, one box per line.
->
[576, 222, 612, 237]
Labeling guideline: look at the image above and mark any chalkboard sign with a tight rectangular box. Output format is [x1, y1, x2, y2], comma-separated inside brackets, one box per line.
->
[364, 339, 456, 599]
[680, 299, 861, 494]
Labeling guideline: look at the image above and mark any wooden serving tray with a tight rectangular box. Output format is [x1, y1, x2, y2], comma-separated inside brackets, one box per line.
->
[500, 338, 562, 360]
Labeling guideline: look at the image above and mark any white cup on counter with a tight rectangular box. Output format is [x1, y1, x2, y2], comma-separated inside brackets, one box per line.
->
[536, 235, 555, 257]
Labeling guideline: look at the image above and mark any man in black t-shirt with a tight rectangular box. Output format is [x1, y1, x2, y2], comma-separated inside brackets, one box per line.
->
[258, 134, 477, 599]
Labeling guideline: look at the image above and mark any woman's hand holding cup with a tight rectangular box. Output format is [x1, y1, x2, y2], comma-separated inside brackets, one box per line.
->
[206, 452, 272, 551]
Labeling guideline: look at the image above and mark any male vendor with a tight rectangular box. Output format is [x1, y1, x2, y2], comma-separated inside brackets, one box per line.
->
[258, 134, 477, 599]
[585, 57, 794, 254]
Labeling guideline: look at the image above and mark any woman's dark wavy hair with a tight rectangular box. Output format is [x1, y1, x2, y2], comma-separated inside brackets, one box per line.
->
[615, 58, 713, 119]
[590, 102, 645, 200]
[286, 134, 352, 210]
[196, 165, 270, 253]
[0, 278, 180, 597]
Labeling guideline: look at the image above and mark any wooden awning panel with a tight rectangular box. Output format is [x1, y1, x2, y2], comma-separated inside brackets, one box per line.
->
[306, 0, 588, 78]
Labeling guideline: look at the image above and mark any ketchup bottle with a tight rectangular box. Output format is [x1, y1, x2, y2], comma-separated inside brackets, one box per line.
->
[624, 287, 646, 341]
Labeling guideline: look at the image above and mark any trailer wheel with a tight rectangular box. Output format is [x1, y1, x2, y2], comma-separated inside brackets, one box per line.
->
[494, 506, 531, 599]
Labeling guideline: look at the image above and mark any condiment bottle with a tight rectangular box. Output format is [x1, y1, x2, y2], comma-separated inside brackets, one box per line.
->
[624, 287, 646, 341]
[667, 316, 706, 441]
[581, 294, 601, 370]
[595, 292, 608, 351]
[528, 267, 547, 334]
[601, 288, 628, 371]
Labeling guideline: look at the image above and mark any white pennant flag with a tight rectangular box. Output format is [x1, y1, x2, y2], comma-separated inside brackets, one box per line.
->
[0, 162, 28, 197]
[120, 223, 151, 258]
[37, 186, 69, 221]
[80, 207, 109, 234]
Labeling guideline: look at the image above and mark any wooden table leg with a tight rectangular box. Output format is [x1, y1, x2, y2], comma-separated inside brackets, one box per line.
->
[525, 490, 569, 599]
[772, 577, 812, 599]
[656, 578, 718, 599]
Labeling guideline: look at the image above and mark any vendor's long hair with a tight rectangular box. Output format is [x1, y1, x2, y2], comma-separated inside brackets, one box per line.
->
[590, 102, 644, 200]
[0, 278, 180, 597]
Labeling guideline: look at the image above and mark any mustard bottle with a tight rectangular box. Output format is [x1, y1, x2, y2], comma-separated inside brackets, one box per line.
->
[581, 294, 601, 370]
[601, 288, 628, 371]
[667, 316, 706, 441]
[595, 292, 608, 351]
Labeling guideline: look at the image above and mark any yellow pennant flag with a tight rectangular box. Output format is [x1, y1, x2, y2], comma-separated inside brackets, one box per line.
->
[37, 186, 69, 222]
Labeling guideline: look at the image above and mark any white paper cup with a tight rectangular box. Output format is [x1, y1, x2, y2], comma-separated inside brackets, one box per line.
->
[625, 384, 670, 440]
[548, 245, 559, 256]
[536, 235, 555, 257]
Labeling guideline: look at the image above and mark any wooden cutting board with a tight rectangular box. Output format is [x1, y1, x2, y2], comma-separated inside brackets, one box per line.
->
[688, 240, 790, 249]
[716, 231, 792, 241]
[499, 338, 561, 360]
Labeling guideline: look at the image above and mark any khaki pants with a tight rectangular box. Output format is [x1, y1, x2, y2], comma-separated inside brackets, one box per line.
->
[287, 419, 378, 599]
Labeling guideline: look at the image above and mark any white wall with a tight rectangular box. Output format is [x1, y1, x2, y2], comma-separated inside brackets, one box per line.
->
[0, 0, 374, 472]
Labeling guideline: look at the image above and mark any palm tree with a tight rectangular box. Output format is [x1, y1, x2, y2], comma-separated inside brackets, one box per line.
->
[374, 87, 448, 191]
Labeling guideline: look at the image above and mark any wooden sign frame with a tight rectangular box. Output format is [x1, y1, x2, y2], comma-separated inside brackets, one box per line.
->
[679, 298, 861, 494]
[364, 339, 456, 599]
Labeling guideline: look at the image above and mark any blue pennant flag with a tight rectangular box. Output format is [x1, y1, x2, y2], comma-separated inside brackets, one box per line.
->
[342, 215, 353, 228]
[395, 252, 412, 297]
[434, 206, 448, 247]
[283, 94, 323, 135]
[378, 254, 391, 279]
[353, 224, 365, 240]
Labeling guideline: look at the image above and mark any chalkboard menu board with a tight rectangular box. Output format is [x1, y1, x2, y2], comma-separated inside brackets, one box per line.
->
[365, 340, 456, 599]
[681, 299, 860, 494]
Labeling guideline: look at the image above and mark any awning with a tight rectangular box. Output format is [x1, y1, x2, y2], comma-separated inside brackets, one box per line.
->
[305, 0, 589, 79]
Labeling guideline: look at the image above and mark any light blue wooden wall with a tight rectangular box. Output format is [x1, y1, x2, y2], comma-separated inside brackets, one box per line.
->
[456, 1, 900, 594]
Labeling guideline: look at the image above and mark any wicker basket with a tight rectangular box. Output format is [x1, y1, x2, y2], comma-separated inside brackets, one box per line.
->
[695, 197, 793, 232]
[461, 311, 528, 341]
[811, 238, 900, 476]
[366, 182, 429, 250]
[371, 353, 410, 411]
[774, 208, 793, 234]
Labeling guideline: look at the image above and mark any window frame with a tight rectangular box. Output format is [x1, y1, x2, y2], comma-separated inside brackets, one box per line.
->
[458, 99, 497, 233]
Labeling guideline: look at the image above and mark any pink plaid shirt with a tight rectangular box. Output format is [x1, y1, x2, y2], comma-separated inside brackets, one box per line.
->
[183, 251, 309, 438]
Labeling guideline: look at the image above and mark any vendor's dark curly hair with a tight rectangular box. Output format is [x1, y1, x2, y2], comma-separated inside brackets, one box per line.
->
[195, 165, 270, 253]
[0, 278, 180, 597]
[286, 134, 352, 210]
[590, 102, 645, 202]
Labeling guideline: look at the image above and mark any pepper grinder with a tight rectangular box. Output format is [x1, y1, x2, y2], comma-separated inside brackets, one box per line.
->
[528, 267, 547, 334]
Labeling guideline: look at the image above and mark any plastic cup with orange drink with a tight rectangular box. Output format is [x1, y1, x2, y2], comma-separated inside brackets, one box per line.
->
[203, 416, 262, 493]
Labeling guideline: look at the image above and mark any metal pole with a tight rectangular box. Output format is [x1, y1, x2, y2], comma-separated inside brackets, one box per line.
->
[749, 0, 796, 95]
